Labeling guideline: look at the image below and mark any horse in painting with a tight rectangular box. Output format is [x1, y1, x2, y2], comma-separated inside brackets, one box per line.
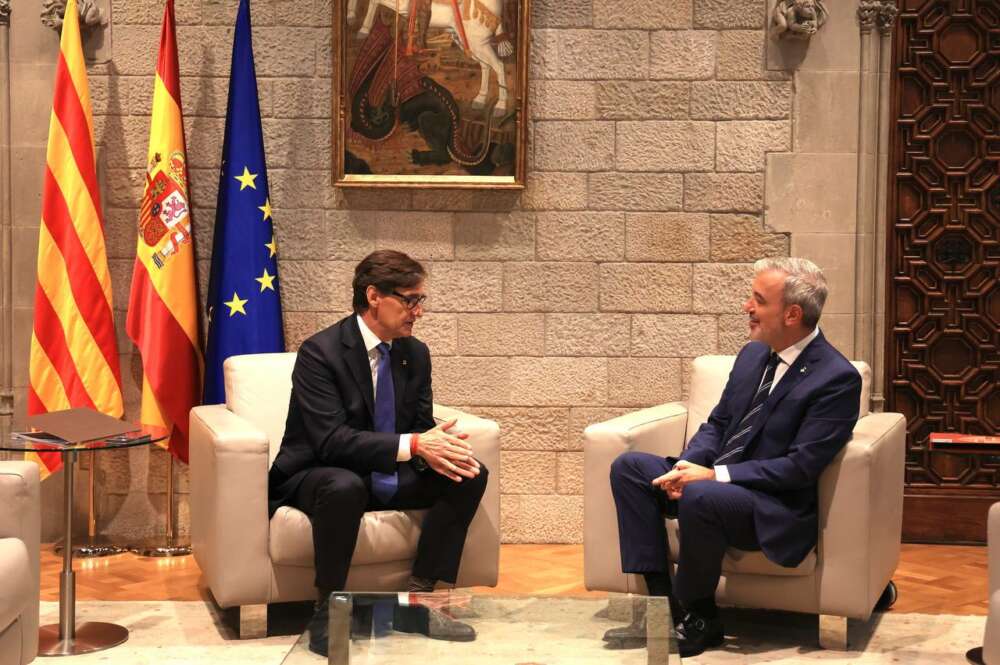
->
[346, 0, 513, 116]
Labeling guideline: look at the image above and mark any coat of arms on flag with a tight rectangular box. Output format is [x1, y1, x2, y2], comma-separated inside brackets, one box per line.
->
[141, 151, 192, 269]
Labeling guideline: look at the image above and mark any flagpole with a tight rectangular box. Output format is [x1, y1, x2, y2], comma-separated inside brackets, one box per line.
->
[0, 0, 13, 459]
[53, 452, 126, 558]
[131, 450, 189, 557]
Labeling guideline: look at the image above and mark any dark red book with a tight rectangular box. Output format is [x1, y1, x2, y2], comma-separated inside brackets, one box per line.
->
[929, 432, 1000, 445]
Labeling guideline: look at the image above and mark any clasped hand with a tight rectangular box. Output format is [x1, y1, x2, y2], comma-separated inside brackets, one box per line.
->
[651, 460, 715, 499]
[419, 419, 480, 482]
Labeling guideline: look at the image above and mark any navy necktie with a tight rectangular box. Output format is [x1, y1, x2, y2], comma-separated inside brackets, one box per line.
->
[371, 342, 398, 503]
[715, 352, 781, 465]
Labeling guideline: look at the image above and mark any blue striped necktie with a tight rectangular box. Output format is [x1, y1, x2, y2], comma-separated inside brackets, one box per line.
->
[715, 352, 781, 465]
[371, 342, 399, 503]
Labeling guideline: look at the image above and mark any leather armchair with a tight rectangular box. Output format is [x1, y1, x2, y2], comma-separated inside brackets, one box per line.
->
[0, 462, 40, 665]
[190, 352, 500, 638]
[583, 355, 906, 650]
[977, 503, 1000, 663]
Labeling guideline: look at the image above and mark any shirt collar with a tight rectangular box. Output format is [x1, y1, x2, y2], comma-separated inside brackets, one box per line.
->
[775, 326, 819, 367]
[356, 315, 391, 354]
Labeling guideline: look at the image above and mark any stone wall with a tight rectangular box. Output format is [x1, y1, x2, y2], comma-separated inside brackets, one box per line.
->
[7, 0, 870, 542]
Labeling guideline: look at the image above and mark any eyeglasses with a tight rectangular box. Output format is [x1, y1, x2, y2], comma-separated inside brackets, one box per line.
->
[388, 290, 427, 310]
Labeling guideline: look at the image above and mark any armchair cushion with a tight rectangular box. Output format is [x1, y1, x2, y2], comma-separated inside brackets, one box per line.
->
[666, 521, 816, 577]
[0, 538, 30, 632]
[224, 352, 296, 466]
[269, 506, 426, 567]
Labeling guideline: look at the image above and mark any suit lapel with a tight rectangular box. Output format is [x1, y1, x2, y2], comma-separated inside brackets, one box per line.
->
[343, 318, 375, 419]
[391, 343, 408, 423]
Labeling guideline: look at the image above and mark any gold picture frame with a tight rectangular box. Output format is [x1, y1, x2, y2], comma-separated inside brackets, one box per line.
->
[332, 0, 530, 188]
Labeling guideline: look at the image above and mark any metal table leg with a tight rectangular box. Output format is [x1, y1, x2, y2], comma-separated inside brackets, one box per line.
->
[38, 451, 129, 656]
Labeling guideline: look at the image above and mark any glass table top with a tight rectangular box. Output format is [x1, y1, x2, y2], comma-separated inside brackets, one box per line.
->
[282, 592, 678, 665]
[1, 424, 169, 453]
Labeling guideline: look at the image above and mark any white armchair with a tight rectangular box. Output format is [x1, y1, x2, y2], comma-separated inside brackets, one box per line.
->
[190, 353, 500, 638]
[583, 355, 906, 649]
[0, 462, 40, 665]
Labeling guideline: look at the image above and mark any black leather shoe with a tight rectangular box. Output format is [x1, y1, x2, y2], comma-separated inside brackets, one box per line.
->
[307, 601, 329, 656]
[603, 613, 647, 649]
[603, 597, 682, 649]
[393, 605, 477, 642]
[675, 611, 725, 658]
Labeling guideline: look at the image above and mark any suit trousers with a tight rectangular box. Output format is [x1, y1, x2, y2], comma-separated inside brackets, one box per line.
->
[274, 460, 489, 592]
[610, 451, 761, 604]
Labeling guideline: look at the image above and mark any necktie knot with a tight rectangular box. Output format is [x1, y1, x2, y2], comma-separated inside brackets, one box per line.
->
[767, 352, 781, 370]
[377, 342, 391, 359]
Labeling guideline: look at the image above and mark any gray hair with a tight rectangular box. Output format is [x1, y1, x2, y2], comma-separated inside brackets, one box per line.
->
[753, 257, 828, 328]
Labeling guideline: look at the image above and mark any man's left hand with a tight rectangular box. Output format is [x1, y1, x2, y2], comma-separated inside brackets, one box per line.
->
[652, 460, 716, 498]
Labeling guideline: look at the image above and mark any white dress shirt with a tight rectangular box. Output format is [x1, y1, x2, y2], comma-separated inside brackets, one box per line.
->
[356, 315, 412, 462]
[714, 327, 820, 482]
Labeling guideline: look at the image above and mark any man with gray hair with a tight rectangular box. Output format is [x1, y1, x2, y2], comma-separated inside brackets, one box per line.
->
[605, 257, 861, 657]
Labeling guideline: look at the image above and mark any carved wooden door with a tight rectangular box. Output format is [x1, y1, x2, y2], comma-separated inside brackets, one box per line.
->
[888, 0, 1000, 543]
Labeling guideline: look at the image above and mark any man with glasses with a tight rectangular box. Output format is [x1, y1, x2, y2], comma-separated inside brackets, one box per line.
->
[268, 250, 487, 643]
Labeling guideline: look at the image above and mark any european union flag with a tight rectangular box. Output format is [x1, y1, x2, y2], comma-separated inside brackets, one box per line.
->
[204, 0, 284, 404]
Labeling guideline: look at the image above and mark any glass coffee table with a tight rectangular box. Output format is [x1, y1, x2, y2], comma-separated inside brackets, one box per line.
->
[282, 591, 679, 664]
[1, 425, 167, 656]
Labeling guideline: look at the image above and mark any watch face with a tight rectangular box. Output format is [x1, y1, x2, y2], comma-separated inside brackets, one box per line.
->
[412, 456, 429, 472]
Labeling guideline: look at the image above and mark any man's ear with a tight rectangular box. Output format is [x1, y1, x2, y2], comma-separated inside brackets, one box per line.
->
[785, 303, 804, 326]
[366, 285, 380, 309]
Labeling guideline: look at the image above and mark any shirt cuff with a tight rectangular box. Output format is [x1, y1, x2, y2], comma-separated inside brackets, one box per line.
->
[714, 465, 730, 483]
[397, 434, 412, 462]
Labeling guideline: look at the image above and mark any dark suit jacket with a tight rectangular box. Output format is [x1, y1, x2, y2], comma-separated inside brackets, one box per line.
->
[680, 330, 861, 567]
[268, 315, 436, 514]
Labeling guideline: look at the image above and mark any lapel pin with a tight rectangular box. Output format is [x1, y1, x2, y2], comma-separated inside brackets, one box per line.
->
[800, 366, 808, 374]
[402, 359, 408, 367]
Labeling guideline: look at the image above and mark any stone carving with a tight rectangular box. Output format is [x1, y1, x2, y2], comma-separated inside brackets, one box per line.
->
[0, 0, 10, 27]
[857, 1, 898, 35]
[41, 0, 107, 32]
[876, 0, 898, 34]
[857, 0, 879, 32]
[771, 0, 829, 40]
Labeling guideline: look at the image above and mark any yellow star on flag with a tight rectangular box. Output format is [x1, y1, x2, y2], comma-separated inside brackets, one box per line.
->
[234, 166, 258, 191]
[224, 291, 248, 316]
[265, 236, 278, 258]
[258, 198, 272, 221]
[255, 268, 276, 292]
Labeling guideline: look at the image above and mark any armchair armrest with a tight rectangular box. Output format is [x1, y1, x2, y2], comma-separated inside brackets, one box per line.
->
[434, 404, 500, 587]
[190, 404, 271, 608]
[816, 412, 906, 620]
[0, 461, 40, 661]
[583, 403, 689, 592]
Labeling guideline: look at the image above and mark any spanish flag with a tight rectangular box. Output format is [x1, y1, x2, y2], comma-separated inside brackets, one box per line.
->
[28, 0, 124, 478]
[126, 0, 203, 463]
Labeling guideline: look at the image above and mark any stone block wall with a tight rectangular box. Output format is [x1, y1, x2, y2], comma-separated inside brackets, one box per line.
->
[7, 0, 865, 543]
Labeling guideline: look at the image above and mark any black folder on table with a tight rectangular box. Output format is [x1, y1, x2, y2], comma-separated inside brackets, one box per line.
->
[24, 407, 136, 443]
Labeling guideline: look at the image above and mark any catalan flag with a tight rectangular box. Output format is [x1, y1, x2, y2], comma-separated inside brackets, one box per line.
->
[126, 0, 203, 463]
[27, 0, 124, 478]
[204, 0, 285, 405]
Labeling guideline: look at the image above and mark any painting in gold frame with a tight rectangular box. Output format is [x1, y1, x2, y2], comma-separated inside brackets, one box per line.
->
[332, 0, 530, 188]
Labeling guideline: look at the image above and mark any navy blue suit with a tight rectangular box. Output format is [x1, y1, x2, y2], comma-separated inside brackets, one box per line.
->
[611, 330, 861, 604]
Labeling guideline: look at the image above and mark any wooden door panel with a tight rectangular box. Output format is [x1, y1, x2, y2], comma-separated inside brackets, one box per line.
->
[888, 0, 1000, 543]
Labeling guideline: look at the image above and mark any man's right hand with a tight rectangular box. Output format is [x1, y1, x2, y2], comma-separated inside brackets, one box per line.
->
[418, 419, 480, 482]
